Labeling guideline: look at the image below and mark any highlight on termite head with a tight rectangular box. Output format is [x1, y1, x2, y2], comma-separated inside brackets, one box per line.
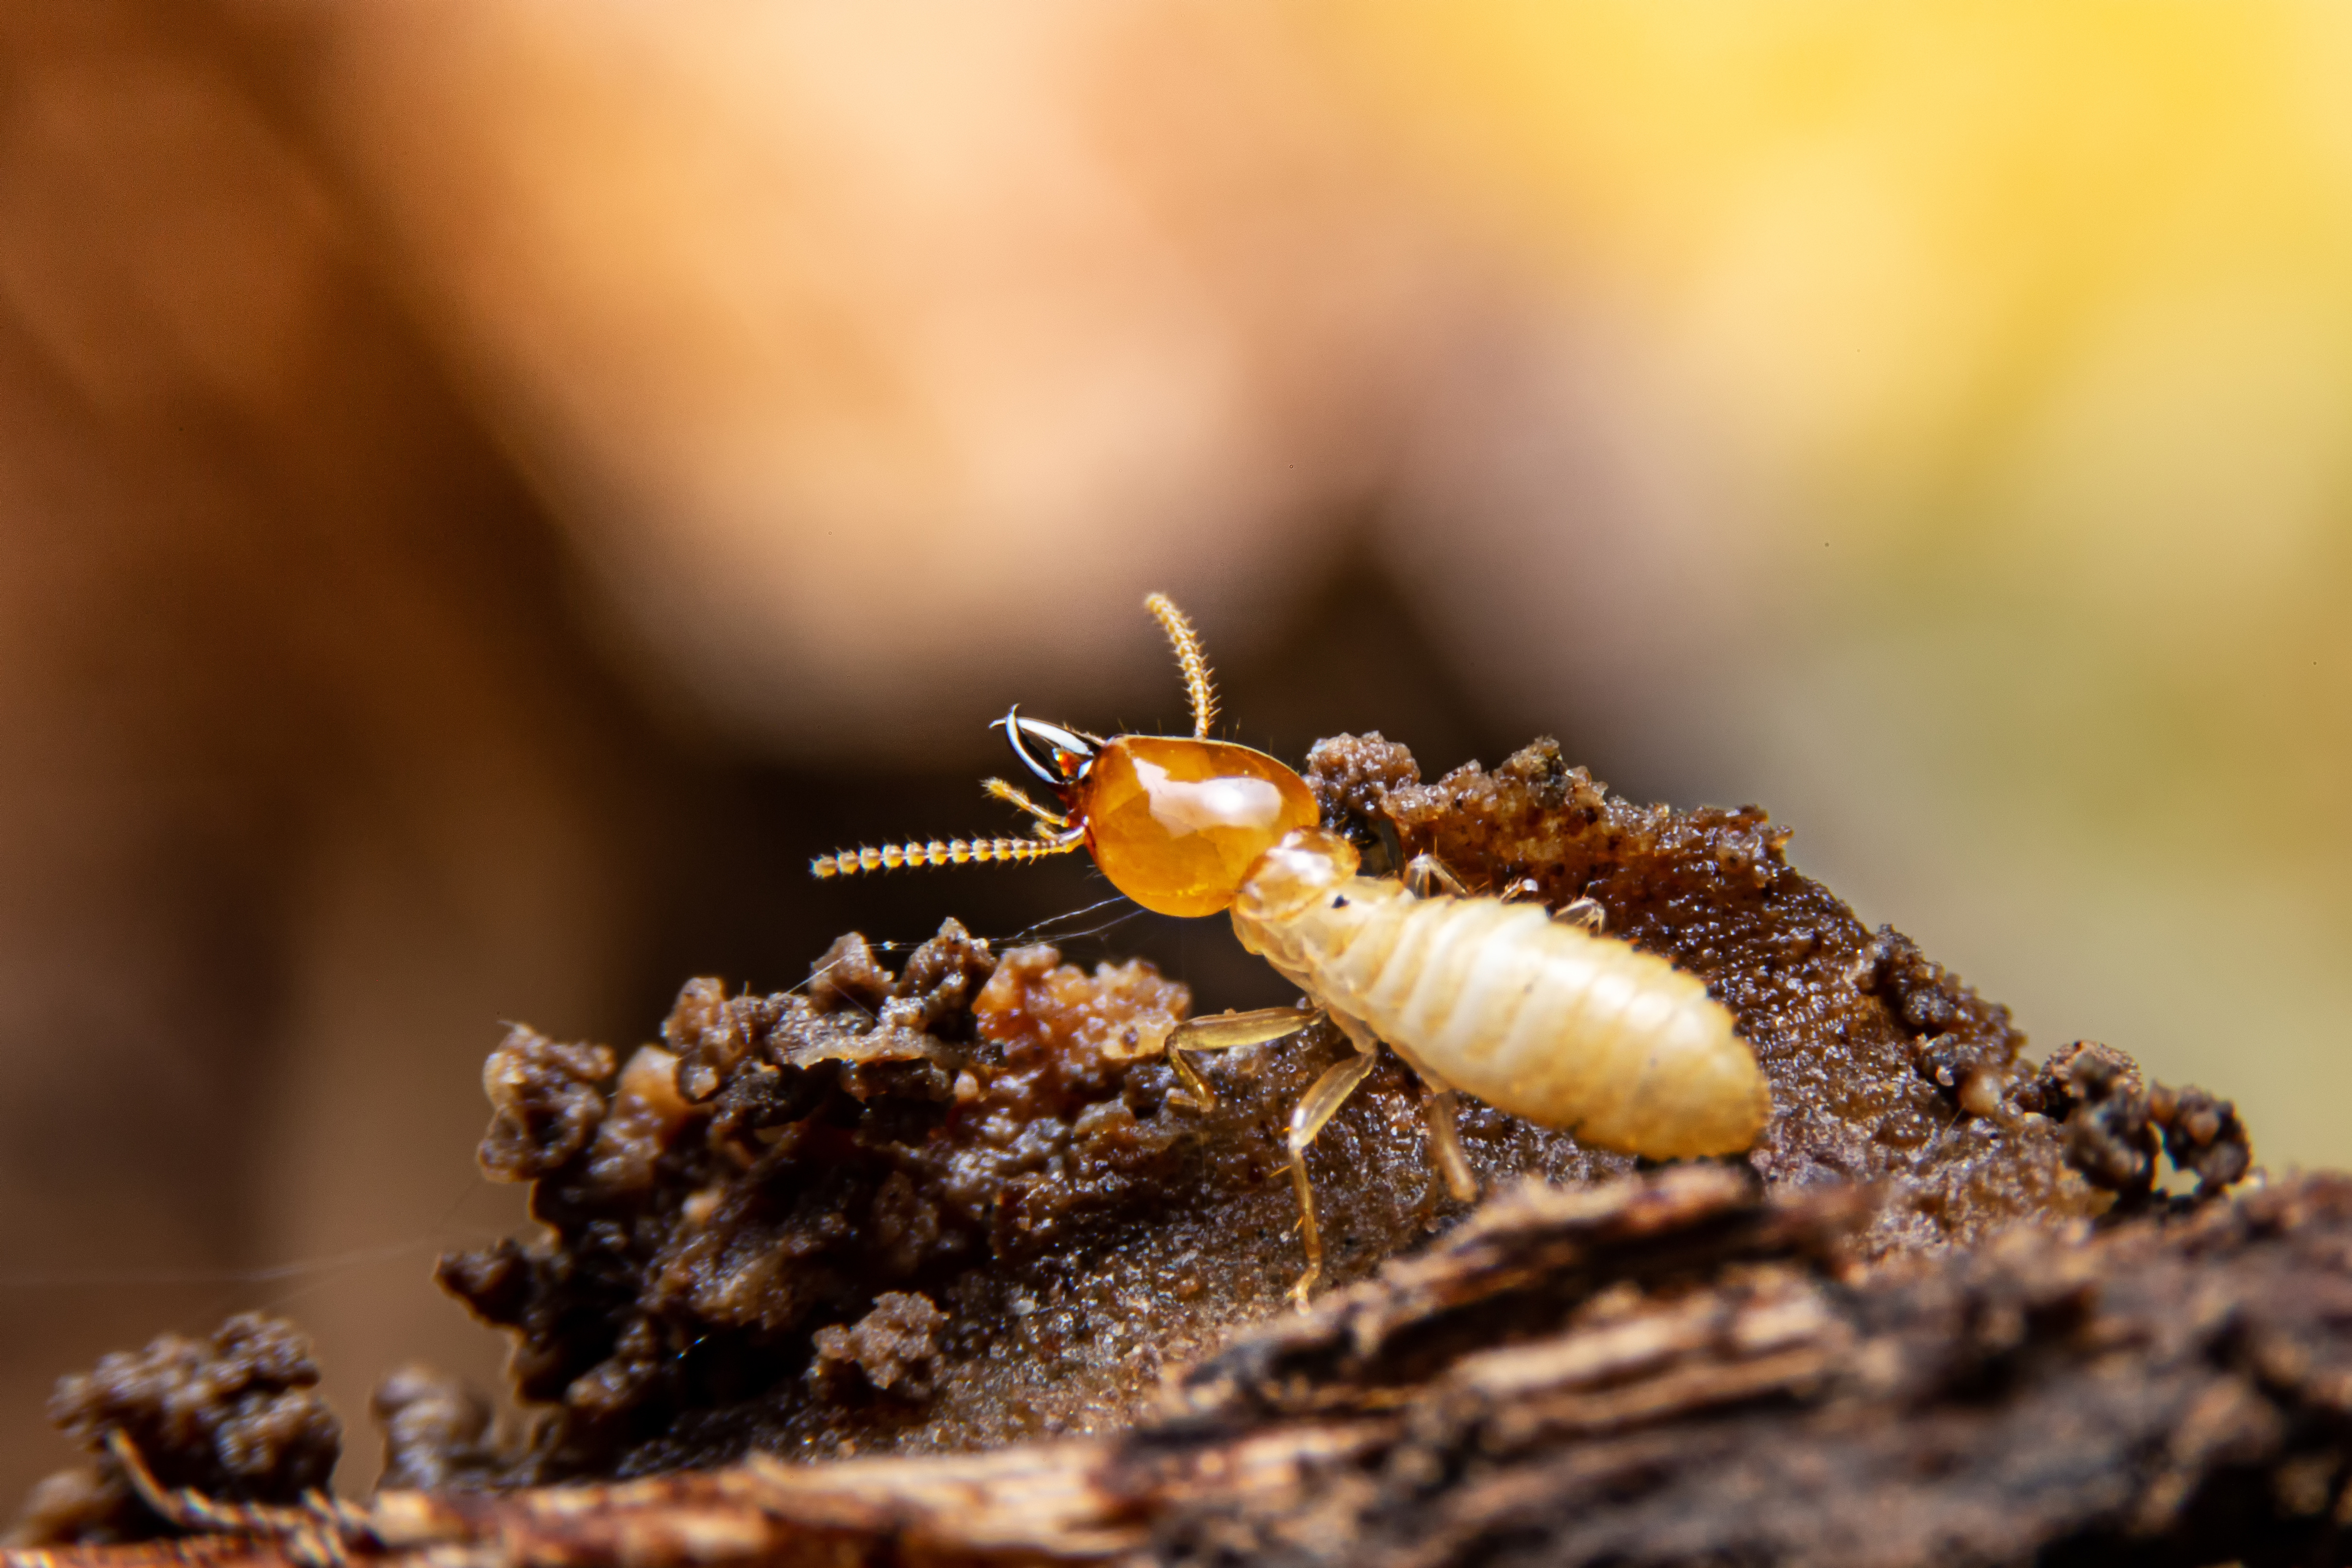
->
[809, 594, 1319, 917]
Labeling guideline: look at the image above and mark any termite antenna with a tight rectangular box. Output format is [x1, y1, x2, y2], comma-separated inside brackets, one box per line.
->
[1144, 591, 1218, 740]
[812, 830, 1085, 879]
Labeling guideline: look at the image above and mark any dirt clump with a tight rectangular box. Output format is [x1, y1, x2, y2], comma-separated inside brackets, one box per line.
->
[6, 1314, 337, 1547]
[807, 1292, 945, 1400]
[2015, 1039, 2253, 1202]
[371, 1367, 504, 1493]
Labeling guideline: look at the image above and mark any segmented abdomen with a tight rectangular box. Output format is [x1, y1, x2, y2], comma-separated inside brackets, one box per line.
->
[1239, 880, 1767, 1158]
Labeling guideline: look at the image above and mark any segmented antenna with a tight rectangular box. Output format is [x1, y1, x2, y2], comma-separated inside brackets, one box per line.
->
[1144, 591, 1218, 739]
[811, 831, 1084, 879]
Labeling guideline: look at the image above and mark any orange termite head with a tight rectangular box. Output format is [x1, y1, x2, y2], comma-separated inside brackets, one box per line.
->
[989, 689, 1320, 918]
[812, 595, 1320, 917]
[1051, 730, 1318, 918]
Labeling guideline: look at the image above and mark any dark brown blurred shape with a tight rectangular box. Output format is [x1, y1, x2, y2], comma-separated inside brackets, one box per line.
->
[11, 1313, 336, 1546]
[0, 0, 1540, 1503]
[0, 0, 679, 1497]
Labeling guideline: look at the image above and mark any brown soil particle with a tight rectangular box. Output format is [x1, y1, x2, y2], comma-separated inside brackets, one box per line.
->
[7, 1315, 337, 1547]
[370, 1368, 502, 1493]
[2017, 1040, 2254, 1202]
[807, 1293, 945, 1399]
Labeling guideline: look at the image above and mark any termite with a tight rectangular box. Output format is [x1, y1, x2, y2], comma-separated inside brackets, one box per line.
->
[813, 594, 1770, 1305]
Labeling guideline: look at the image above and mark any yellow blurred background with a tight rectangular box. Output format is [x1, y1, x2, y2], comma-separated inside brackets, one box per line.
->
[2, 0, 2347, 1498]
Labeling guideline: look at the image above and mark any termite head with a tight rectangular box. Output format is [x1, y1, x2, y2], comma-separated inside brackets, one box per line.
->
[1233, 827, 1360, 924]
[1068, 733, 1319, 917]
[995, 696, 1320, 919]
[812, 595, 1320, 918]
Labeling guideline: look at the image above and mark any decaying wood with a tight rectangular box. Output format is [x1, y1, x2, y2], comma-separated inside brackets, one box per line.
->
[16, 1165, 2352, 1568]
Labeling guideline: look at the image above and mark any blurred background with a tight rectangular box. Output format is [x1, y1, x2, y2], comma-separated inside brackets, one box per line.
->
[4, 0, 2350, 1496]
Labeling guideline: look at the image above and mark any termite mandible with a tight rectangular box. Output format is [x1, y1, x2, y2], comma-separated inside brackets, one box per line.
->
[812, 594, 1771, 1305]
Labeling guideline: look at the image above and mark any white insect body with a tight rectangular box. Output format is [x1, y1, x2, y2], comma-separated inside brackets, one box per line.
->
[1232, 860, 1767, 1162]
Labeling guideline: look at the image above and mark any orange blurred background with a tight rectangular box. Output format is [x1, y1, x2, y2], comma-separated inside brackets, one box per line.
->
[4, 0, 2349, 1497]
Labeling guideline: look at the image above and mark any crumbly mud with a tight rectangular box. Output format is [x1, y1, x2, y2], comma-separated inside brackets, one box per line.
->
[5, 1314, 337, 1547]
[10, 735, 2255, 1521]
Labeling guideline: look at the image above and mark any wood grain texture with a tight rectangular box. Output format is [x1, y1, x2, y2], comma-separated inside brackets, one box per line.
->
[17, 1166, 2352, 1568]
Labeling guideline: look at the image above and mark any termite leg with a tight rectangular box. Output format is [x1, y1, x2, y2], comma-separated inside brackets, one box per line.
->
[1164, 1005, 1322, 1110]
[1284, 1051, 1379, 1309]
[1327, 1010, 1477, 1205]
[1404, 853, 1469, 898]
[1324, 1006, 1384, 1059]
[1497, 876, 1544, 904]
[1424, 1086, 1479, 1202]
[1555, 895, 1606, 933]
[981, 776, 1069, 828]
[1168, 1049, 1213, 1109]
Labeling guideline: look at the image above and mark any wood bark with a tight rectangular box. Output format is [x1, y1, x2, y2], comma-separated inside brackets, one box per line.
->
[16, 1165, 2352, 1568]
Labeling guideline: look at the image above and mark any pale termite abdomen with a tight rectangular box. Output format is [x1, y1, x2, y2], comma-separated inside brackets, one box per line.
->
[1233, 868, 1768, 1160]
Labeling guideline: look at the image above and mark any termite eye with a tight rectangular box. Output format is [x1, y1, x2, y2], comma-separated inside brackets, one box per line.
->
[1081, 737, 1319, 918]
